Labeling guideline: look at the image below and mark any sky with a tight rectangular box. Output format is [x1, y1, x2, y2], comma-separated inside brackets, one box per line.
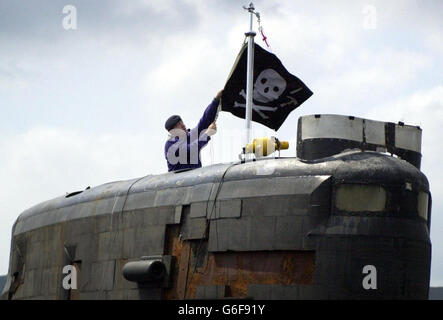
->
[0, 0, 442, 286]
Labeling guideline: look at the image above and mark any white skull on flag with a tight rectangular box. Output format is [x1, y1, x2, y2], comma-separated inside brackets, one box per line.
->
[253, 69, 287, 103]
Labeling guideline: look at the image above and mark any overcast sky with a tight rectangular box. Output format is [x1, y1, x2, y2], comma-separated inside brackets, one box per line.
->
[0, 0, 442, 286]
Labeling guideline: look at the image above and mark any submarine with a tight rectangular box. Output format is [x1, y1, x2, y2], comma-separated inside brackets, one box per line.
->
[1, 114, 431, 300]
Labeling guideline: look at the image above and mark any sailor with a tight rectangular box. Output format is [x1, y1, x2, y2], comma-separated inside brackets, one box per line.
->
[164, 90, 222, 172]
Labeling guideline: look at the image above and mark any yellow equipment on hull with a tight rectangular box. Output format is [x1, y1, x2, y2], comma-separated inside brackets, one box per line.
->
[245, 137, 289, 157]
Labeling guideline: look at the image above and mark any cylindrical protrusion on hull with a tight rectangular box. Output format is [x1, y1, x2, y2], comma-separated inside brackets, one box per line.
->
[123, 260, 166, 283]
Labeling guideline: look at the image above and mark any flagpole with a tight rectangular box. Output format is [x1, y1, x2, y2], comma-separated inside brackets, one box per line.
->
[244, 3, 256, 153]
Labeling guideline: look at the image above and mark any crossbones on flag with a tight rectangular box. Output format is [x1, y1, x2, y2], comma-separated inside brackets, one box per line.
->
[221, 42, 313, 131]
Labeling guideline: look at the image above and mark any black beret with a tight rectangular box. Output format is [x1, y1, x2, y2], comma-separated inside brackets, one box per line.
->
[165, 115, 182, 131]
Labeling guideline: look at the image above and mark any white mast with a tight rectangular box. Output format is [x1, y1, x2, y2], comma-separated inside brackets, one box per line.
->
[243, 3, 257, 151]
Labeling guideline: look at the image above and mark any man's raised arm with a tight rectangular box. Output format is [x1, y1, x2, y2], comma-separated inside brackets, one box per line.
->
[196, 90, 223, 135]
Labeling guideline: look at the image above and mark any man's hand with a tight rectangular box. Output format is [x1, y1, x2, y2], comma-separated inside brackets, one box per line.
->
[215, 90, 223, 100]
[206, 122, 217, 136]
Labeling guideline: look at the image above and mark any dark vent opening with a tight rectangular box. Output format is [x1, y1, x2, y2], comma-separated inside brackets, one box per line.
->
[65, 191, 83, 198]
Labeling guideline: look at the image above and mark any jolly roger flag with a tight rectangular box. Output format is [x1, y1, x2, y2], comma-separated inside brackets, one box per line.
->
[221, 42, 313, 131]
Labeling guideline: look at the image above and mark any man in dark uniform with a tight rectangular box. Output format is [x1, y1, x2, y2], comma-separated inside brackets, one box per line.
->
[164, 90, 222, 172]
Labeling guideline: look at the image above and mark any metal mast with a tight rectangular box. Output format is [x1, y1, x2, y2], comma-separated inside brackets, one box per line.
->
[243, 3, 257, 151]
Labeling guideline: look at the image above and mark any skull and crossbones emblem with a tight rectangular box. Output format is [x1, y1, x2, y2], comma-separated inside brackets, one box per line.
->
[234, 69, 288, 119]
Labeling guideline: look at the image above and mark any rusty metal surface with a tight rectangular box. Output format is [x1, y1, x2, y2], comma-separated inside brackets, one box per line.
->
[185, 251, 315, 299]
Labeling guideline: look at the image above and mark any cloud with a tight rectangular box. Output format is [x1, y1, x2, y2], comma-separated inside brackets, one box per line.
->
[425, 31, 443, 55]
[310, 49, 433, 114]
[0, 0, 200, 44]
[0, 61, 29, 89]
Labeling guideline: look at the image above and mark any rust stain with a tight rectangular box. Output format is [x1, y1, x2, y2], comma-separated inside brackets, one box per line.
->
[185, 249, 315, 299]
[162, 225, 189, 300]
[161, 224, 315, 300]
[176, 242, 191, 299]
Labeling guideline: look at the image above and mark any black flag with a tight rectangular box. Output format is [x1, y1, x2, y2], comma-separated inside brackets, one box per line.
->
[221, 42, 313, 131]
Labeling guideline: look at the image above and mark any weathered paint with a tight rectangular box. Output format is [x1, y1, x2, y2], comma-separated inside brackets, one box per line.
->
[1, 148, 431, 300]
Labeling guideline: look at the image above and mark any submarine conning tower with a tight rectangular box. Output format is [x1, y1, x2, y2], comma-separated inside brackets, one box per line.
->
[297, 114, 423, 169]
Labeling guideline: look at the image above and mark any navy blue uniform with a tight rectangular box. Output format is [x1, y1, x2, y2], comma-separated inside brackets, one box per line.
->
[164, 98, 219, 172]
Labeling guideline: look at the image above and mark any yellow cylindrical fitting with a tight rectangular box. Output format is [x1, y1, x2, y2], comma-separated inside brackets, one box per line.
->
[279, 141, 289, 150]
[245, 137, 289, 157]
